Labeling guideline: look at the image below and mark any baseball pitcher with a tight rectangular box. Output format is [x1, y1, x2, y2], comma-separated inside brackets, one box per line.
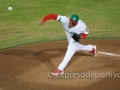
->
[39, 14, 97, 76]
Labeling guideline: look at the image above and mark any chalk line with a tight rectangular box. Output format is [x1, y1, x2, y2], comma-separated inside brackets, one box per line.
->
[98, 52, 120, 57]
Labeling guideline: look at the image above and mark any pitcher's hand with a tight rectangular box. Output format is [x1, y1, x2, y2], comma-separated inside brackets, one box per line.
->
[39, 20, 44, 26]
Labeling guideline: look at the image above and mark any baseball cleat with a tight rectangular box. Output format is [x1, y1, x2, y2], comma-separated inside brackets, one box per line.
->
[51, 68, 64, 76]
[90, 45, 97, 57]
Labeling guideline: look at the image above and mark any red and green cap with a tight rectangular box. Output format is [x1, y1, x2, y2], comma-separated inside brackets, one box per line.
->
[69, 14, 79, 25]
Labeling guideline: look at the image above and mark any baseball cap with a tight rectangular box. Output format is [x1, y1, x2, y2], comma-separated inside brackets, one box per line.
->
[69, 14, 79, 25]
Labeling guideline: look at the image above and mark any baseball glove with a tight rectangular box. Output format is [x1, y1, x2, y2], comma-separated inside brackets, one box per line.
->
[72, 33, 82, 42]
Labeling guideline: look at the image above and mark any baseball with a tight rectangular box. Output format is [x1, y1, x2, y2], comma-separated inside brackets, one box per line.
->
[8, 7, 13, 10]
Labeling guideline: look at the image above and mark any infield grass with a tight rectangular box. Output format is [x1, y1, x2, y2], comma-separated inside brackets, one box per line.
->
[0, 0, 120, 50]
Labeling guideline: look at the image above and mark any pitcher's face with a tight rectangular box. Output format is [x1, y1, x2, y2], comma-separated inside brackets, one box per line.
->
[68, 22, 76, 28]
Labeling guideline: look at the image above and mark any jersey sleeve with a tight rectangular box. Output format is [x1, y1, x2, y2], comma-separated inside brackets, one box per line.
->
[81, 33, 88, 39]
[42, 14, 68, 24]
[42, 14, 58, 22]
[81, 28, 89, 39]
[56, 15, 68, 24]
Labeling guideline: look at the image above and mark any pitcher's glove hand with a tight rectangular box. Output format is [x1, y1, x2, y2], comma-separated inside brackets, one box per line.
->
[72, 33, 82, 42]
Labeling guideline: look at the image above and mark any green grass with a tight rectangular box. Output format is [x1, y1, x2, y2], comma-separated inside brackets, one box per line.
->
[0, 0, 120, 50]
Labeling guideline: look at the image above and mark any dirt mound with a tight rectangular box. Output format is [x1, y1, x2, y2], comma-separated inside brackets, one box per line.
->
[0, 40, 120, 90]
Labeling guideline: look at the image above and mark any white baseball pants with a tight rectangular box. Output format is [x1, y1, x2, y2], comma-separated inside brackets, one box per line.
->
[58, 38, 93, 71]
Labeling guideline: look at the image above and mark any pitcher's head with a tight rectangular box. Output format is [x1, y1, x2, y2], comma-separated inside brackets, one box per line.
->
[68, 14, 79, 28]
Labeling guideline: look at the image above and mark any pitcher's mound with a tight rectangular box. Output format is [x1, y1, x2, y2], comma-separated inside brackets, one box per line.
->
[0, 39, 120, 90]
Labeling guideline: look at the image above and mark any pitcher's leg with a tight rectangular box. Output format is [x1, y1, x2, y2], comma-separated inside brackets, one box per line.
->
[76, 43, 93, 51]
[76, 43, 97, 57]
[58, 39, 77, 71]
